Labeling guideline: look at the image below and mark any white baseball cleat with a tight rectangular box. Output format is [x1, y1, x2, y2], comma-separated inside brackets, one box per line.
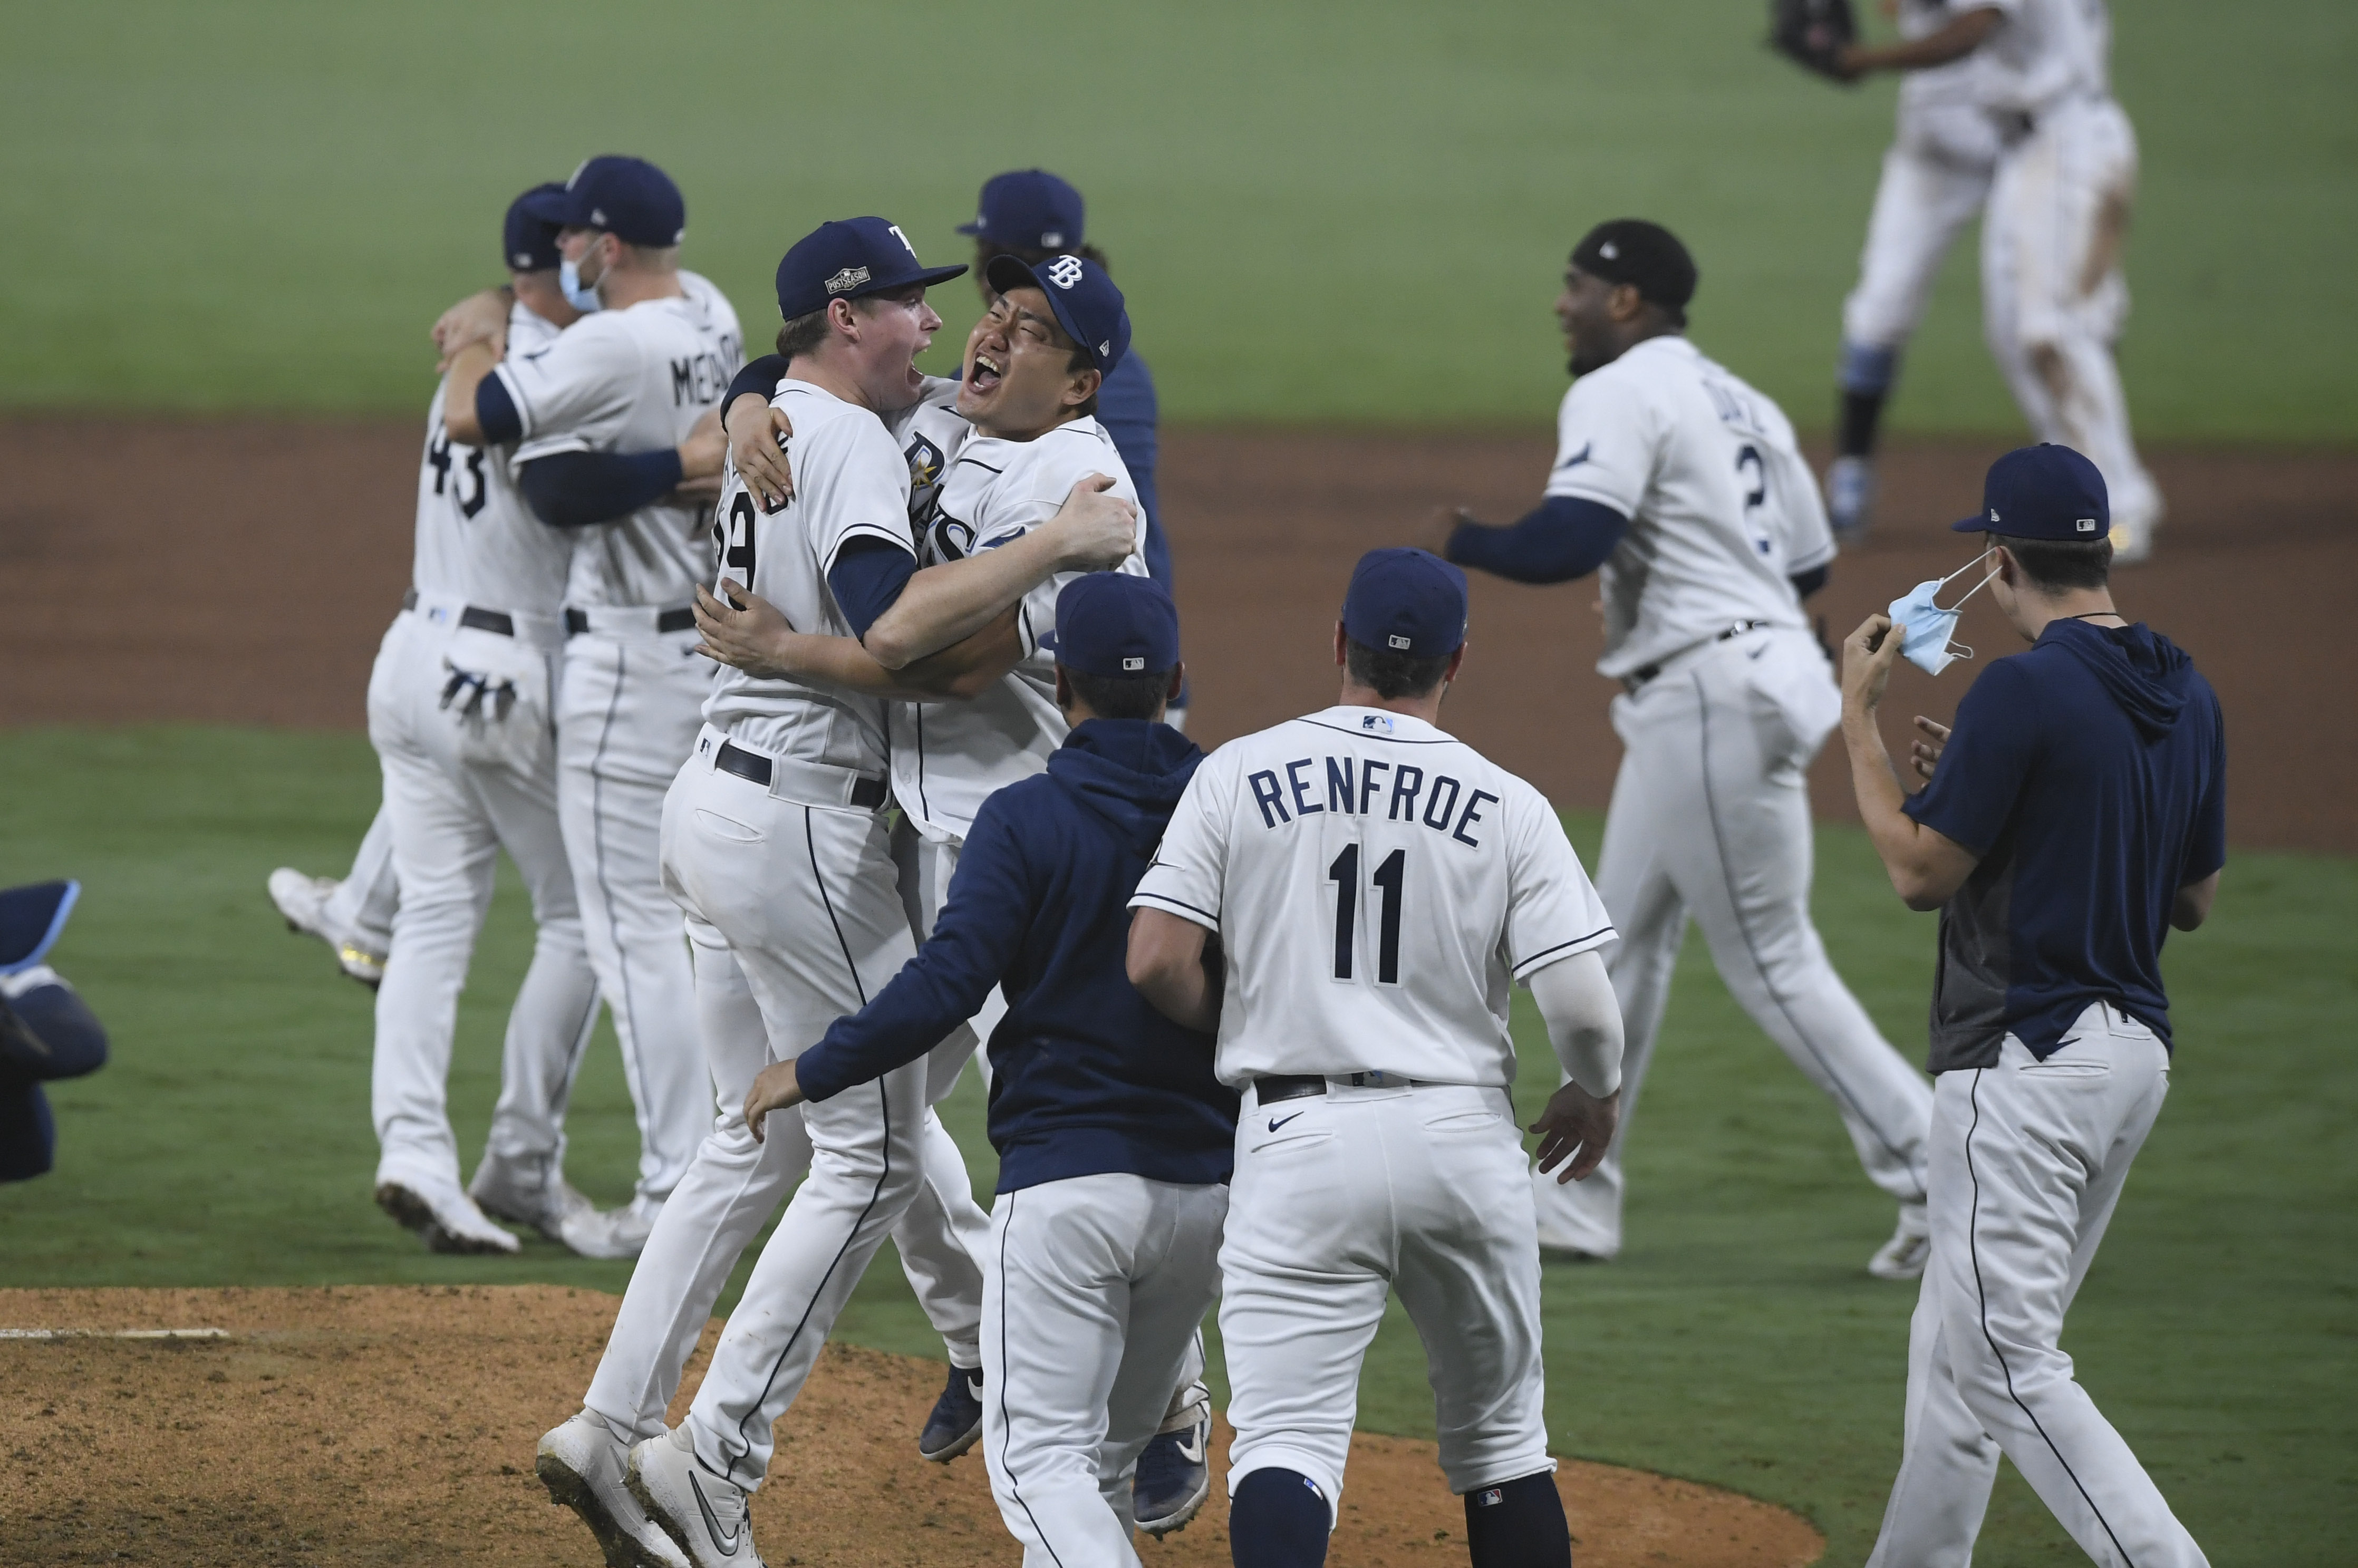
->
[629, 1425, 765, 1568]
[1826, 455, 1877, 541]
[538, 1410, 692, 1568]
[557, 1195, 664, 1262]
[266, 868, 385, 990]
[1868, 1202, 1931, 1280]
[374, 1178, 520, 1255]
[470, 1155, 595, 1242]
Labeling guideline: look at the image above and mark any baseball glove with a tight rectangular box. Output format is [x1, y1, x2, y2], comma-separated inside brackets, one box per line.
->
[1770, 0, 1859, 82]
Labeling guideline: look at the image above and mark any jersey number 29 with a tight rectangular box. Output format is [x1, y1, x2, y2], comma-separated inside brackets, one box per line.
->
[716, 490, 758, 585]
[1328, 843, 1405, 985]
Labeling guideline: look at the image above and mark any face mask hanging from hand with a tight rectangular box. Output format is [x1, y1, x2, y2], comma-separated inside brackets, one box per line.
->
[1886, 552, 1999, 676]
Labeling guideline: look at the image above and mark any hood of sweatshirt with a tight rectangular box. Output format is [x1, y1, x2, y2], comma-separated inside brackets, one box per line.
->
[2040, 618, 2193, 741]
[1048, 719, 1204, 857]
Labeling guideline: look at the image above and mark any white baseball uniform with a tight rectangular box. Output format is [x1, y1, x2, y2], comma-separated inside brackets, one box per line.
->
[1978, 0, 2162, 539]
[366, 298, 600, 1208]
[319, 802, 400, 961]
[494, 269, 742, 1211]
[1530, 334, 1935, 1259]
[1132, 706, 1616, 1513]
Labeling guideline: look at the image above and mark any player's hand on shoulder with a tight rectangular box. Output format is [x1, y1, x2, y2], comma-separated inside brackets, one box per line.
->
[1043, 475, 1139, 571]
[1908, 715, 1951, 783]
[693, 581, 800, 679]
[432, 287, 511, 372]
[726, 395, 795, 512]
[1531, 1080, 1620, 1185]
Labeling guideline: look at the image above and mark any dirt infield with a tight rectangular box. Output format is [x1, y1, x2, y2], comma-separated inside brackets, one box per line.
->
[0, 418, 2349, 851]
[0, 1286, 1823, 1567]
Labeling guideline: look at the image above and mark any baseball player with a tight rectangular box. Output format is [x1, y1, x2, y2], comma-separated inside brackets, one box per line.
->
[1436, 220, 1938, 1277]
[1, 880, 109, 1184]
[1127, 548, 1625, 1567]
[361, 183, 612, 1256]
[534, 217, 1136, 1568]
[440, 154, 743, 1260]
[267, 807, 398, 987]
[734, 573, 1229, 1565]
[1839, 443, 2221, 1565]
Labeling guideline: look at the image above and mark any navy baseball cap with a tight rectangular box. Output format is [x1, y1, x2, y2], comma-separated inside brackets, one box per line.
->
[0, 879, 77, 974]
[1953, 443, 2111, 541]
[1342, 548, 1468, 659]
[956, 169, 1087, 251]
[1571, 219, 1698, 322]
[503, 182, 569, 273]
[559, 156, 687, 247]
[775, 217, 968, 323]
[984, 253, 1131, 375]
[1055, 574, 1179, 677]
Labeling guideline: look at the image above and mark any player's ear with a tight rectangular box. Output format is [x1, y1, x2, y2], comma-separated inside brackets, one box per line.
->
[1443, 643, 1467, 686]
[1066, 366, 1102, 410]
[1333, 622, 1349, 669]
[1609, 282, 1645, 323]
[829, 296, 861, 341]
[1165, 661, 1186, 703]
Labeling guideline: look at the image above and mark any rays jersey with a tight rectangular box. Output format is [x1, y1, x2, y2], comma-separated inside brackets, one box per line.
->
[890, 415, 1147, 844]
[703, 379, 924, 774]
[1546, 336, 1833, 681]
[1132, 708, 1615, 1089]
[1980, 0, 2110, 117]
[413, 301, 571, 613]
[496, 269, 743, 609]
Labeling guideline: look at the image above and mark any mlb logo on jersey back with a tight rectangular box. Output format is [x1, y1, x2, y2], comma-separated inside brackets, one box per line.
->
[1360, 714, 1394, 734]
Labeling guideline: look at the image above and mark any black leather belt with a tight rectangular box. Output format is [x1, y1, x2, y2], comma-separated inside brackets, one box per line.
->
[1255, 1072, 1424, 1104]
[564, 607, 696, 635]
[1621, 620, 1773, 695]
[403, 587, 515, 637]
[714, 741, 888, 809]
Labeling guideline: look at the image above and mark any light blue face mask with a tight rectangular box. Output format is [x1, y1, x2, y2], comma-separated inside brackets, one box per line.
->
[558, 245, 604, 314]
[1887, 551, 1998, 676]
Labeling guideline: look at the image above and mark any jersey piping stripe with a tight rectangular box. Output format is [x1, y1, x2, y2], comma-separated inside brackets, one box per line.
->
[722, 804, 891, 1485]
[991, 1189, 1070, 1567]
[1130, 891, 1221, 926]
[1694, 669, 1926, 1197]
[1510, 925, 1619, 978]
[1295, 718, 1455, 746]
[1963, 1068, 2137, 1566]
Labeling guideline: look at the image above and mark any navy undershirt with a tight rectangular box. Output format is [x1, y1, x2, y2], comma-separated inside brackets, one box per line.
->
[1446, 496, 1629, 583]
[829, 537, 919, 640]
[473, 374, 524, 446]
[518, 450, 687, 529]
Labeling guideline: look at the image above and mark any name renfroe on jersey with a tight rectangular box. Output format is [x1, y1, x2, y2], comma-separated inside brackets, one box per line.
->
[498, 270, 743, 611]
[1132, 708, 1615, 1090]
[1549, 336, 1833, 681]
[890, 415, 1147, 844]
[412, 302, 573, 615]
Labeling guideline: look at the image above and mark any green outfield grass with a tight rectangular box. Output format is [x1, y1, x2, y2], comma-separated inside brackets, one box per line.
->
[3, 2, 2351, 440]
[2, 727, 2351, 1563]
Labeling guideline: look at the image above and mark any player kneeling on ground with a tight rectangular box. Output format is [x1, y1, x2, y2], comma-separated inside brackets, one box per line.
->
[1129, 550, 1626, 1568]
[735, 573, 1231, 1565]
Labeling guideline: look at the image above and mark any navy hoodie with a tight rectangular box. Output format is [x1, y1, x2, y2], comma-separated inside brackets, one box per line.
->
[1905, 618, 2227, 1071]
[794, 719, 1238, 1192]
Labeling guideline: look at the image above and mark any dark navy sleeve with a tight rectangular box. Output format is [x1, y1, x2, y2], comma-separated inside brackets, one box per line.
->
[1098, 354, 1166, 584]
[827, 536, 920, 641]
[2181, 683, 2227, 883]
[722, 355, 789, 429]
[518, 449, 687, 529]
[1790, 563, 1830, 601]
[473, 374, 524, 446]
[1446, 496, 1629, 584]
[794, 800, 1034, 1102]
[1904, 659, 2038, 858]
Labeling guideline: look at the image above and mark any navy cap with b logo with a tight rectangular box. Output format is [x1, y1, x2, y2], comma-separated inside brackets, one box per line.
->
[504, 182, 569, 274]
[1952, 443, 2111, 541]
[1054, 574, 1180, 678]
[775, 217, 969, 323]
[956, 169, 1087, 251]
[559, 156, 686, 248]
[1342, 548, 1468, 660]
[983, 253, 1130, 375]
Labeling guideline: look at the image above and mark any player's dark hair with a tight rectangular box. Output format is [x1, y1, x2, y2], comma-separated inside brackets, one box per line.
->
[1994, 534, 2112, 592]
[1064, 665, 1173, 721]
[1344, 636, 1452, 700]
[975, 238, 1113, 276]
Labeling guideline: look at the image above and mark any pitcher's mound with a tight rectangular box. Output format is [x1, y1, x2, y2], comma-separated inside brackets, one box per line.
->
[0, 1286, 1821, 1566]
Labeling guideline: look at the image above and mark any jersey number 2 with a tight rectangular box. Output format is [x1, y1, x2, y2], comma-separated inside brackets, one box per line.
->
[1328, 843, 1404, 984]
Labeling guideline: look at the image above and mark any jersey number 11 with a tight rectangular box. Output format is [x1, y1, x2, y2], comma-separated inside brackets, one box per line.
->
[1328, 843, 1404, 984]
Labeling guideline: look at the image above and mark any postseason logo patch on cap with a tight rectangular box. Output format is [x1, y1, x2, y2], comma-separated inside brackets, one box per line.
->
[825, 266, 871, 295]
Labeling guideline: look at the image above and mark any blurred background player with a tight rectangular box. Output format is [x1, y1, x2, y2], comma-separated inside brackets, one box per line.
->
[1436, 221, 1936, 1277]
[0, 880, 110, 1185]
[440, 155, 742, 1259]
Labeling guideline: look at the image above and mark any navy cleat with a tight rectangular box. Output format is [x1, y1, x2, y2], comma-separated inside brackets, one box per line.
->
[1132, 1409, 1213, 1537]
[918, 1364, 984, 1463]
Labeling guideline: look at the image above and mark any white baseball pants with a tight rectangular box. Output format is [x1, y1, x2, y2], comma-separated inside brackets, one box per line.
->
[1868, 1005, 2207, 1567]
[324, 803, 400, 957]
[1842, 105, 2000, 353]
[1223, 1081, 1555, 1515]
[983, 1174, 1225, 1566]
[1983, 97, 2161, 534]
[555, 620, 714, 1207]
[1534, 631, 1932, 1256]
[364, 605, 600, 1196]
[660, 732, 936, 1489]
